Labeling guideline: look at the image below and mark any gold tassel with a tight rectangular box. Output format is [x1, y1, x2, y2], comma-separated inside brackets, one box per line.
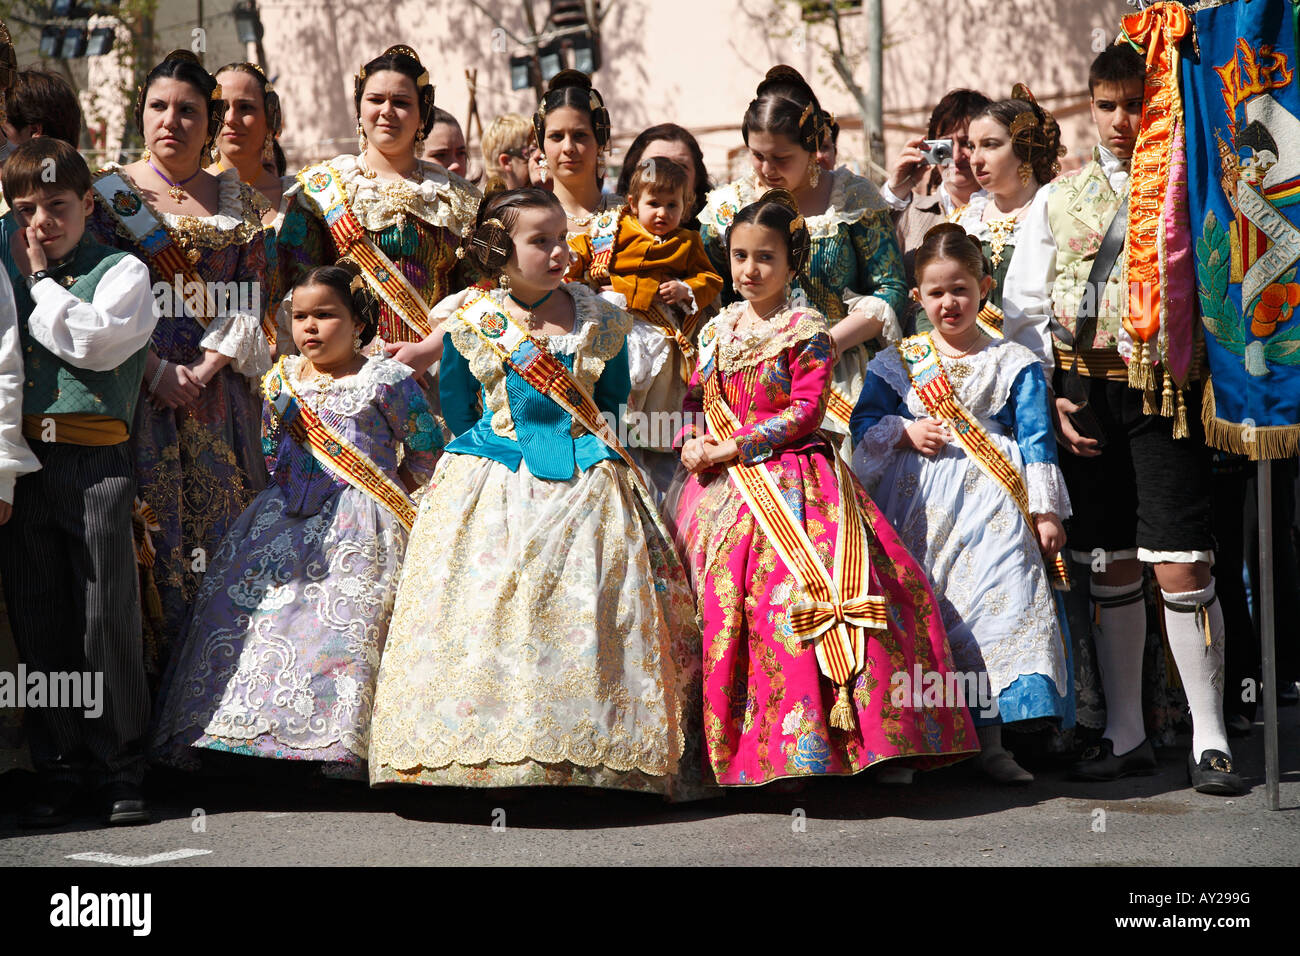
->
[828, 683, 856, 731]
[1173, 386, 1188, 439]
[1161, 368, 1174, 418]
[1199, 604, 1212, 651]
[1128, 341, 1146, 390]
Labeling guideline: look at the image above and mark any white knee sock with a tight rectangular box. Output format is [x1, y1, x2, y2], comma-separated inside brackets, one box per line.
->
[1162, 582, 1231, 763]
[1091, 580, 1148, 755]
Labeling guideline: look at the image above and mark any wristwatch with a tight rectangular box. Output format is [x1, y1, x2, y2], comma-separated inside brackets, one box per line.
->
[24, 270, 51, 290]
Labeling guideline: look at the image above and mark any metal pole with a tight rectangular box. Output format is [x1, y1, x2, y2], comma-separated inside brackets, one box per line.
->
[1258, 460, 1279, 811]
[866, 0, 884, 172]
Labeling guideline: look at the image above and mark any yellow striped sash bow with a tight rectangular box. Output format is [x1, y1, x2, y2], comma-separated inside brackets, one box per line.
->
[702, 368, 887, 731]
[298, 163, 434, 340]
[896, 334, 1071, 592]
[262, 359, 417, 531]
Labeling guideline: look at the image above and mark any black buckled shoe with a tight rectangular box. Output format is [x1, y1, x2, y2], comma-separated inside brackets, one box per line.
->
[101, 782, 150, 826]
[1068, 738, 1158, 781]
[19, 779, 82, 828]
[1188, 750, 1246, 795]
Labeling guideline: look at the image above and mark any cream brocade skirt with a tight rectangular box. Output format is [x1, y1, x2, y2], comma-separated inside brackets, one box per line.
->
[367, 452, 709, 797]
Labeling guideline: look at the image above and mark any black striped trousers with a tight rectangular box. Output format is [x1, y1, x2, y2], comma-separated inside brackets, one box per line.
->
[0, 441, 147, 787]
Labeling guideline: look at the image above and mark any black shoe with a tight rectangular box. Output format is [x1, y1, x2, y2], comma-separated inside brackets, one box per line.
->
[19, 779, 82, 828]
[1188, 750, 1246, 795]
[1225, 713, 1253, 738]
[100, 783, 149, 826]
[1068, 738, 1158, 781]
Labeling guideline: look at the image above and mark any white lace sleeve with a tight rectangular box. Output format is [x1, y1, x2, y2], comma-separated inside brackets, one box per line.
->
[842, 290, 903, 345]
[625, 317, 672, 393]
[1026, 461, 1072, 518]
[199, 310, 272, 380]
[851, 414, 907, 492]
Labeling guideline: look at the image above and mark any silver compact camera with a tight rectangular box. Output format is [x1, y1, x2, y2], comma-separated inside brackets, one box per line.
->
[921, 138, 953, 167]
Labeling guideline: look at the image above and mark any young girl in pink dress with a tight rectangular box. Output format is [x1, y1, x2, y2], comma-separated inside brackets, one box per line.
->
[670, 190, 977, 786]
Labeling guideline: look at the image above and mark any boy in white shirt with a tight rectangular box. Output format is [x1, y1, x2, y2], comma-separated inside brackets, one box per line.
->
[0, 138, 158, 826]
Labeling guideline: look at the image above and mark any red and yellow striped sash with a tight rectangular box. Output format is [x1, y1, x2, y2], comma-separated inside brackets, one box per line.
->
[897, 335, 1070, 591]
[703, 368, 888, 730]
[263, 359, 416, 531]
[298, 163, 433, 340]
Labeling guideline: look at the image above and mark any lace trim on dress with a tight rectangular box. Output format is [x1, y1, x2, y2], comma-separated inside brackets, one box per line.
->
[699, 169, 890, 240]
[199, 310, 272, 381]
[626, 319, 673, 393]
[708, 301, 829, 372]
[842, 289, 903, 344]
[281, 353, 414, 417]
[311, 153, 479, 236]
[853, 413, 907, 490]
[869, 336, 1041, 420]
[444, 285, 631, 437]
[1026, 461, 1073, 518]
[99, 163, 266, 250]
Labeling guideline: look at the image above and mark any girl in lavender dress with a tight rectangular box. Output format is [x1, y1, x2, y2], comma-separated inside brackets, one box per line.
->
[152, 263, 442, 777]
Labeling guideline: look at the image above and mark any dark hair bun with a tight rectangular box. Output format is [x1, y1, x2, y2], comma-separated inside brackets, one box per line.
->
[757, 64, 814, 99]
[547, 69, 592, 93]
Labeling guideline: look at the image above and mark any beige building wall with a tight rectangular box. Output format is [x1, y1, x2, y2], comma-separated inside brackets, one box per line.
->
[260, 0, 1134, 180]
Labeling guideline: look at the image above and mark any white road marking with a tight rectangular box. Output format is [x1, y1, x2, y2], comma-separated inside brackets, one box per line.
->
[66, 848, 212, 866]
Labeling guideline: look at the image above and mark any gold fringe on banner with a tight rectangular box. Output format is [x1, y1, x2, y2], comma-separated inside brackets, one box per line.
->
[1200, 377, 1300, 460]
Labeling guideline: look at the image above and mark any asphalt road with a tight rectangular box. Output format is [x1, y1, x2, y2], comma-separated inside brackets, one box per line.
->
[1, 705, 1296, 868]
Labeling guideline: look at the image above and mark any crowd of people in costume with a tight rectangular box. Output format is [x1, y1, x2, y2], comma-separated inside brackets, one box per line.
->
[0, 23, 1295, 830]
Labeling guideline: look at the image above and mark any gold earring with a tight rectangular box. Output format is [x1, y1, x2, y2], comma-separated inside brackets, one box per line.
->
[357, 123, 367, 154]
[141, 145, 151, 163]
[1017, 161, 1033, 186]
[498, 273, 511, 291]
[538, 156, 549, 183]
[808, 158, 820, 189]
[262, 132, 275, 164]
[353, 330, 363, 351]
[414, 127, 426, 154]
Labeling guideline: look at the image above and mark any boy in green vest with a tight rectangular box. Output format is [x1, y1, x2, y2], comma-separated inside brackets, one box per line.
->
[1010, 46, 1243, 795]
[0, 138, 158, 825]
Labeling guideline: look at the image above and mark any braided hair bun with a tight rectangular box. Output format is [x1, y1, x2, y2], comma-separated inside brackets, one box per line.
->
[727, 187, 812, 278]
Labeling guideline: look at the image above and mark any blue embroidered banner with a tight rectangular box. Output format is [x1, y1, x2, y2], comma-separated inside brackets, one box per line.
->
[1184, 0, 1300, 458]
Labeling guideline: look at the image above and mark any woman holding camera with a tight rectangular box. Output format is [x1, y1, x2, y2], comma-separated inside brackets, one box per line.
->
[948, 86, 1064, 371]
[880, 89, 991, 330]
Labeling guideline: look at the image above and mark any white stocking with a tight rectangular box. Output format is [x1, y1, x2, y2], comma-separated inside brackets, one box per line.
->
[1091, 580, 1148, 755]
[1162, 581, 1231, 762]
